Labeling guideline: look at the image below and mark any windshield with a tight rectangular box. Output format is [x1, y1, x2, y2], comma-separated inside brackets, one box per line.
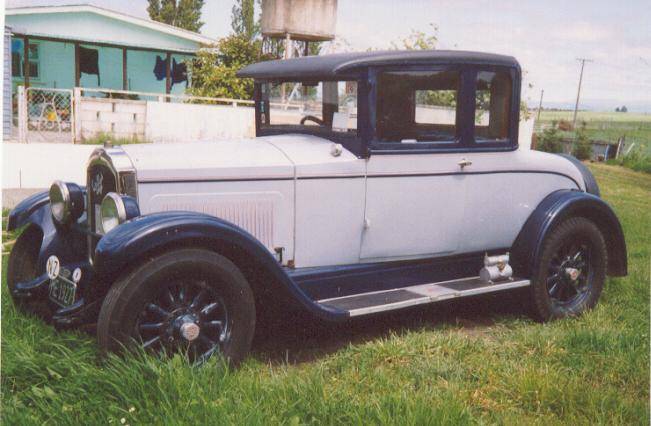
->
[259, 80, 358, 137]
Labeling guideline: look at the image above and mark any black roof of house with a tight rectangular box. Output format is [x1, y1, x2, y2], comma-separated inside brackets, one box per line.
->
[237, 50, 519, 80]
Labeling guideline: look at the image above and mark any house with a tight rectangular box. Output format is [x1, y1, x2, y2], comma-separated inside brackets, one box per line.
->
[5, 4, 216, 96]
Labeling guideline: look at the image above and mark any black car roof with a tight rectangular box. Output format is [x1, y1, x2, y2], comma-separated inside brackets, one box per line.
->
[237, 50, 519, 80]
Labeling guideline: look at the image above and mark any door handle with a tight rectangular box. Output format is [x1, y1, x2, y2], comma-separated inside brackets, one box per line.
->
[457, 158, 472, 169]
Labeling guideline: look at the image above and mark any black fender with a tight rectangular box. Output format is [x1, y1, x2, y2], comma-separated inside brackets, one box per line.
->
[93, 211, 347, 321]
[6, 190, 89, 271]
[557, 154, 600, 196]
[6, 190, 50, 231]
[511, 189, 627, 278]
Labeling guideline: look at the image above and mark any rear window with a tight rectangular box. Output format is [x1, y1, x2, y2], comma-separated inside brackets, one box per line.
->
[474, 70, 512, 142]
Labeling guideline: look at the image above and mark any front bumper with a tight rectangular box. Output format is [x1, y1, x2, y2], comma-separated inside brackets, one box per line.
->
[11, 257, 101, 329]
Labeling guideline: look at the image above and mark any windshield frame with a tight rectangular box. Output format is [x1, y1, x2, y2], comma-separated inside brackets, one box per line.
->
[253, 73, 368, 158]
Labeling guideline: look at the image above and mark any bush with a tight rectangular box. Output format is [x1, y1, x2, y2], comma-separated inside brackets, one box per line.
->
[536, 121, 563, 153]
[572, 127, 592, 160]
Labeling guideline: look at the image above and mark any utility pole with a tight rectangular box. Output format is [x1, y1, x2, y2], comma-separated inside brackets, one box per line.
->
[573, 58, 593, 129]
[537, 89, 544, 122]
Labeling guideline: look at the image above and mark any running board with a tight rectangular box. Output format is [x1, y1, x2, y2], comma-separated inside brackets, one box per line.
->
[317, 276, 530, 317]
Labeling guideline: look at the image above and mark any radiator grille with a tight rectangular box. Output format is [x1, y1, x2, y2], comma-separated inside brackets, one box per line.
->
[87, 164, 116, 234]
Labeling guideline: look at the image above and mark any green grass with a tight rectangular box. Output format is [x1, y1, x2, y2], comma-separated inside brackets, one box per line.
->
[81, 132, 149, 145]
[2, 164, 650, 425]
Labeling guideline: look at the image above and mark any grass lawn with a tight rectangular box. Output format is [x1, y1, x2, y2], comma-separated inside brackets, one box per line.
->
[2, 163, 649, 425]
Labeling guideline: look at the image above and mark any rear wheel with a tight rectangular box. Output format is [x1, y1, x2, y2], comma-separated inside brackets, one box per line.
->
[6, 225, 53, 318]
[97, 248, 256, 365]
[529, 217, 607, 321]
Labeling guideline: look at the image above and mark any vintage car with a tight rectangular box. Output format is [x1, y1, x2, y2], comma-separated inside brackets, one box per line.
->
[7, 50, 627, 364]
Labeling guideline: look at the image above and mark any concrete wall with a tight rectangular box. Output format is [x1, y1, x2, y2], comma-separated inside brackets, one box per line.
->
[77, 96, 254, 142]
[2, 142, 96, 188]
[78, 97, 146, 140]
[145, 102, 255, 142]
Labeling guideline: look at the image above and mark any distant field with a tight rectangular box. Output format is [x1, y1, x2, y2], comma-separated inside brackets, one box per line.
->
[535, 110, 651, 154]
[537, 110, 651, 123]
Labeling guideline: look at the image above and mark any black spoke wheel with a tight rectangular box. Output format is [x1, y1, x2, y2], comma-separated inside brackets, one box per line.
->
[135, 280, 230, 363]
[529, 217, 607, 322]
[98, 249, 255, 365]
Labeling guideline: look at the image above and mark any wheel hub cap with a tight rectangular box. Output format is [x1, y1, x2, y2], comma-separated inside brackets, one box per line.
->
[565, 267, 580, 281]
[180, 321, 200, 341]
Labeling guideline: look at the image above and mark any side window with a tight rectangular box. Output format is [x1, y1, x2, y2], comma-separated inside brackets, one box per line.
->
[376, 70, 459, 144]
[475, 70, 512, 142]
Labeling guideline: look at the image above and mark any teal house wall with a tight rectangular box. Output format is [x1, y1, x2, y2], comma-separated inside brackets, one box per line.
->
[6, 5, 215, 96]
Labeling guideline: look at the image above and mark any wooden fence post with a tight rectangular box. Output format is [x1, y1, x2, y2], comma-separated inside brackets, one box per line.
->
[17, 85, 27, 143]
[615, 136, 624, 159]
[73, 87, 82, 143]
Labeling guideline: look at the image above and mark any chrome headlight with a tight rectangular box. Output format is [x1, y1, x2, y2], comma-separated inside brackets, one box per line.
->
[49, 181, 84, 225]
[100, 192, 140, 233]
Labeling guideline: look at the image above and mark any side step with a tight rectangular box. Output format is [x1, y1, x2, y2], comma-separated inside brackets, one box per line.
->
[317, 276, 530, 317]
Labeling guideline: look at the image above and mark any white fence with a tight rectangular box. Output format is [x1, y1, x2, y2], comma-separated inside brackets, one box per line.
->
[14, 87, 255, 144]
[16, 87, 75, 144]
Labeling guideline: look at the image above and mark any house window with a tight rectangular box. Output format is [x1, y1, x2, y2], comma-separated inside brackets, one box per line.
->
[11, 40, 40, 79]
[11, 52, 21, 77]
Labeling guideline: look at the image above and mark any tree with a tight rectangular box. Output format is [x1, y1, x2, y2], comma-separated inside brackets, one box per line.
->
[621, 105, 628, 112]
[615, 107, 621, 112]
[147, 0, 204, 32]
[231, 0, 258, 40]
[187, 35, 269, 99]
[390, 23, 438, 50]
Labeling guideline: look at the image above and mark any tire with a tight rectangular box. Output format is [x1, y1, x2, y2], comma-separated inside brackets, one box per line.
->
[6, 225, 53, 318]
[97, 248, 256, 365]
[529, 217, 607, 322]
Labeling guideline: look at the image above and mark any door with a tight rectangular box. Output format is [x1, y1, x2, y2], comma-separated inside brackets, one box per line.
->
[361, 153, 468, 260]
[360, 67, 470, 260]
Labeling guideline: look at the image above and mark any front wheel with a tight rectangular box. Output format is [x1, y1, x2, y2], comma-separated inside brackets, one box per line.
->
[7, 225, 53, 318]
[529, 217, 607, 322]
[97, 248, 256, 365]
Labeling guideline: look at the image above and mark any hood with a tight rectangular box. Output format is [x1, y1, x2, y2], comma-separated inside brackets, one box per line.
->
[121, 135, 362, 183]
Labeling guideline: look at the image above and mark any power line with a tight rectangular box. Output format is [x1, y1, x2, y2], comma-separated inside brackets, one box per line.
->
[573, 58, 593, 129]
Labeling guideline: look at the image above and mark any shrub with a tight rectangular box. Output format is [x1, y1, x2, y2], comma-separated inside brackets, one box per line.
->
[572, 127, 592, 160]
[558, 119, 572, 131]
[536, 121, 563, 153]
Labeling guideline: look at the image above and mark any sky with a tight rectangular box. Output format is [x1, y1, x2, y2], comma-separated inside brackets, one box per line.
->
[5, 0, 651, 112]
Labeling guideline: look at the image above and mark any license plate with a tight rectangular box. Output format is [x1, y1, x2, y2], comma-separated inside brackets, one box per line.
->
[49, 277, 77, 307]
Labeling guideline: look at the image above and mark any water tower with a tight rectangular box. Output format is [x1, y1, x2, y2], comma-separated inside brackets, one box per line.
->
[260, 0, 337, 58]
